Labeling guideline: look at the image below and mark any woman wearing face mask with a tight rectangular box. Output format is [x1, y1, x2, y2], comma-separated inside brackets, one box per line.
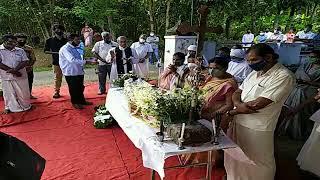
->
[200, 57, 238, 120]
[279, 50, 320, 140]
[182, 57, 237, 164]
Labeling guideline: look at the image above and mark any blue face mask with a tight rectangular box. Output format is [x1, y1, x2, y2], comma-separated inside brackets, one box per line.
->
[249, 59, 267, 71]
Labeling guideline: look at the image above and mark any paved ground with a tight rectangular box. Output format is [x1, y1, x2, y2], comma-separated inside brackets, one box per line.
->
[33, 64, 161, 87]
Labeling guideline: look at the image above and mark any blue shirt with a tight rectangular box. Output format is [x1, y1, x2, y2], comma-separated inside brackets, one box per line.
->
[76, 42, 85, 56]
[59, 43, 85, 76]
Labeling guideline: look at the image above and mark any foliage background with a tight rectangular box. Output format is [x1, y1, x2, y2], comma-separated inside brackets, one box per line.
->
[0, 0, 319, 46]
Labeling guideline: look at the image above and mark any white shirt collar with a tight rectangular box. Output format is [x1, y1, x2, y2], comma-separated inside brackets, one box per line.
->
[0, 44, 18, 51]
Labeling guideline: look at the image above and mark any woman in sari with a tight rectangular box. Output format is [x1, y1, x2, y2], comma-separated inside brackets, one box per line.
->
[182, 57, 237, 164]
[81, 23, 93, 47]
[201, 57, 238, 120]
[281, 50, 320, 140]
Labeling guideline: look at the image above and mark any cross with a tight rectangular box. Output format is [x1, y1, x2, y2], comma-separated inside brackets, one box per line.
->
[176, 5, 223, 57]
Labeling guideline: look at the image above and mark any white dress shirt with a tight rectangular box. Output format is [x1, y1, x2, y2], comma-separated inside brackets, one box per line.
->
[59, 43, 86, 76]
[235, 63, 295, 131]
[92, 40, 118, 65]
[0, 45, 29, 80]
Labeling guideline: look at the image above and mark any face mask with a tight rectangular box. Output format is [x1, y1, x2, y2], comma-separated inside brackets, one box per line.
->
[211, 68, 225, 77]
[187, 63, 198, 70]
[18, 41, 26, 47]
[71, 42, 79, 47]
[249, 59, 267, 71]
[139, 38, 145, 43]
[260, 33, 264, 36]
[231, 57, 244, 63]
[150, 33, 154, 36]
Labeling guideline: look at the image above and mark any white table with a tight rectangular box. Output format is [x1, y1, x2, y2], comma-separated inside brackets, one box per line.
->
[105, 88, 238, 179]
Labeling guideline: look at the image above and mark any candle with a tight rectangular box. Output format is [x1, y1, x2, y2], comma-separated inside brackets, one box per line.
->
[212, 119, 216, 136]
[180, 123, 186, 139]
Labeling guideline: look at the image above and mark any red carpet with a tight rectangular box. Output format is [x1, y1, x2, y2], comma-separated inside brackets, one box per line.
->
[0, 83, 225, 180]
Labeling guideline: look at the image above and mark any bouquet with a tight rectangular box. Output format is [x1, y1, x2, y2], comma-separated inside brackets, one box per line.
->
[93, 105, 114, 129]
[112, 73, 138, 87]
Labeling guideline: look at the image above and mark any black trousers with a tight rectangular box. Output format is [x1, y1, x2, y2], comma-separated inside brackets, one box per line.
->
[65, 75, 86, 105]
[27, 70, 34, 93]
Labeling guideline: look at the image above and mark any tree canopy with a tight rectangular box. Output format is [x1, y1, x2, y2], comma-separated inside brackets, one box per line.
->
[0, 0, 319, 44]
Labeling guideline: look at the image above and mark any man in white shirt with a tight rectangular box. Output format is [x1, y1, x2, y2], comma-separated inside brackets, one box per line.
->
[224, 44, 295, 180]
[130, 34, 153, 79]
[0, 34, 31, 114]
[107, 36, 137, 81]
[296, 24, 316, 41]
[184, 45, 209, 67]
[242, 30, 254, 48]
[265, 29, 274, 40]
[268, 27, 284, 42]
[92, 32, 118, 94]
[146, 32, 160, 64]
[59, 34, 92, 109]
[226, 45, 252, 85]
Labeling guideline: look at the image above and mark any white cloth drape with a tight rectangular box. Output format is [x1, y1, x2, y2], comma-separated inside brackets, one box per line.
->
[2, 79, 31, 112]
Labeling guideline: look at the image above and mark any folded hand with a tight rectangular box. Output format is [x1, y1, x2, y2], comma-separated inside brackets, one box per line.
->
[235, 103, 257, 114]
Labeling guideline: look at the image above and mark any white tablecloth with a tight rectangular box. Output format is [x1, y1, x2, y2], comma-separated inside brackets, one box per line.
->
[105, 88, 238, 178]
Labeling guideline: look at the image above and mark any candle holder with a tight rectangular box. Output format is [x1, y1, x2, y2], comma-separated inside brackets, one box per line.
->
[212, 113, 222, 145]
[156, 119, 165, 142]
[178, 123, 186, 150]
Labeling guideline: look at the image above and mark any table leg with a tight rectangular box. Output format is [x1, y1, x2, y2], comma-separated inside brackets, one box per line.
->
[206, 151, 213, 180]
[151, 169, 156, 180]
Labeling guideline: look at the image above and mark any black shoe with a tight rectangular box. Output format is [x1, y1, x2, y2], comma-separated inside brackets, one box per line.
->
[53, 92, 61, 99]
[82, 101, 93, 106]
[73, 104, 84, 109]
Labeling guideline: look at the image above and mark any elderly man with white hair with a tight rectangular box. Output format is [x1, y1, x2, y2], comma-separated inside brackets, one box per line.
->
[107, 36, 137, 80]
[92, 31, 118, 95]
[226, 45, 252, 85]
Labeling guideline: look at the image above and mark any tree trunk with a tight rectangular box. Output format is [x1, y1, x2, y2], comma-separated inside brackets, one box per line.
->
[148, 0, 155, 32]
[165, 0, 173, 34]
[251, 0, 257, 33]
[286, 6, 296, 30]
[311, 3, 318, 23]
[225, 16, 232, 39]
[107, 16, 113, 39]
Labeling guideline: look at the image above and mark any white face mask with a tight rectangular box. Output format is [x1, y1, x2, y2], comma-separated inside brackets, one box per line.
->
[150, 33, 154, 36]
[139, 38, 145, 43]
[260, 33, 264, 36]
[187, 63, 198, 70]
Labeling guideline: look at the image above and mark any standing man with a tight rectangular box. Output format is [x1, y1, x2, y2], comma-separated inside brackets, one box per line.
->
[224, 44, 295, 180]
[242, 30, 254, 48]
[0, 34, 31, 114]
[146, 32, 160, 64]
[44, 24, 68, 98]
[131, 34, 153, 79]
[107, 36, 136, 80]
[15, 33, 37, 99]
[59, 34, 92, 109]
[81, 23, 94, 47]
[92, 32, 118, 95]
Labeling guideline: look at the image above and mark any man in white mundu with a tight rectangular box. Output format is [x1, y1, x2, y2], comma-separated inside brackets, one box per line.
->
[106, 36, 137, 80]
[130, 34, 153, 79]
[224, 44, 295, 180]
[0, 34, 31, 114]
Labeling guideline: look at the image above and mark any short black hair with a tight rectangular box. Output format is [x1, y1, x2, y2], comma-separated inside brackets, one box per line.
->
[247, 43, 279, 59]
[52, 24, 65, 31]
[218, 47, 231, 54]
[173, 52, 185, 60]
[2, 34, 17, 41]
[67, 33, 80, 41]
[14, 33, 27, 39]
[209, 56, 229, 70]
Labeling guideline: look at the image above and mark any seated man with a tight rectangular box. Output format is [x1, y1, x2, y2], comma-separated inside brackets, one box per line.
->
[184, 45, 208, 67]
[226, 45, 252, 85]
[159, 52, 188, 90]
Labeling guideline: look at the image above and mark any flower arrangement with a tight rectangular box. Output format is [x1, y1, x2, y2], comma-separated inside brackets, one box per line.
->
[112, 73, 138, 87]
[124, 81, 203, 127]
[93, 105, 114, 129]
